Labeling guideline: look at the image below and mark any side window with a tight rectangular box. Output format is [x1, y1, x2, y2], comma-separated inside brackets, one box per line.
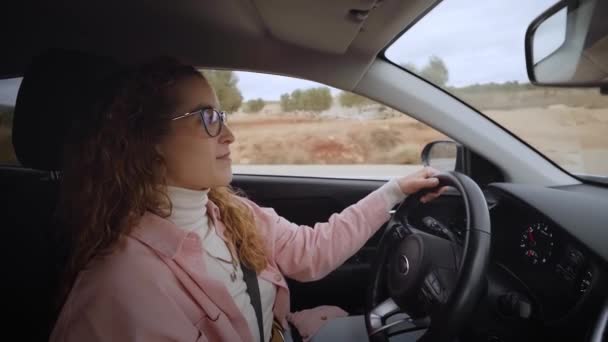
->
[203, 70, 448, 179]
[0, 78, 21, 165]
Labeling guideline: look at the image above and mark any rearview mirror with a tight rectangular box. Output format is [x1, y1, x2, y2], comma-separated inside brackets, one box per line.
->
[525, 0, 608, 90]
[420, 140, 464, 172]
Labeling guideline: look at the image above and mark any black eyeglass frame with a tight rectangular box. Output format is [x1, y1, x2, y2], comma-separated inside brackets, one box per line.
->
[171, 107, 227, 137]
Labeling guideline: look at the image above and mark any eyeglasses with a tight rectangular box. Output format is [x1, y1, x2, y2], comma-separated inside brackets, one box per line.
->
[171, 107, 227, 137]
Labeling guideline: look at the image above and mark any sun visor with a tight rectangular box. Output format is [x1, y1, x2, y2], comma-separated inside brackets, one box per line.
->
[253, 0, 381, 54]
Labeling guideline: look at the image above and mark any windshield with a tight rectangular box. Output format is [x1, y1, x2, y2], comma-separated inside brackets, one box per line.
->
[386, 0, 608, 178]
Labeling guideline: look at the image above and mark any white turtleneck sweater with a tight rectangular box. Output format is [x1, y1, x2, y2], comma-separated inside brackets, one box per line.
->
[165, 178, 406, 342]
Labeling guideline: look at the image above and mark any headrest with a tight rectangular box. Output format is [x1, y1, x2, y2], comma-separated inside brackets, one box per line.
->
[12, 49, 123, 171]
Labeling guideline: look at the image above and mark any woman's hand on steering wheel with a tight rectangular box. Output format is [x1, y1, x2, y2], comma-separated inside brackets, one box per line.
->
[397, 167, 449, 203]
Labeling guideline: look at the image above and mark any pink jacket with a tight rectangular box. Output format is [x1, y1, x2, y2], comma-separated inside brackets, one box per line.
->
[50, 187, 392, 342]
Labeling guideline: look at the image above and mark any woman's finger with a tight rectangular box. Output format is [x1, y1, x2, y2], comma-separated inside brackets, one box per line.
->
[420, 186, 450, 203]
[417, 177, 440, 190]
[436, 186, 450, 194]
[426, 166, 441, 177]
[421, 193, 436, 203]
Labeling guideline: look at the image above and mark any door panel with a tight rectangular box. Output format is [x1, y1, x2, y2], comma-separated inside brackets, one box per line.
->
[232, 175, 388, 314]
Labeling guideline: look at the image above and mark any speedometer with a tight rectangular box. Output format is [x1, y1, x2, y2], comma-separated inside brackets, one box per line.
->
[520, 222, 554, 265]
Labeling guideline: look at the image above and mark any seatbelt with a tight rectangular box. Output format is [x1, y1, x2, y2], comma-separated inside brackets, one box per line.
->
[242, 263, 265, 342]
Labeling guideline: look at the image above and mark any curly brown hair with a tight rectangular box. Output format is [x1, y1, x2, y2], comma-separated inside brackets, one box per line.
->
[57, 57, 267, 299]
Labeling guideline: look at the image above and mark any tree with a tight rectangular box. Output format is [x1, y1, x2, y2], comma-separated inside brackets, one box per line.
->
[279, 87, 332, 112]
[280, 93, 294, 112]
[291, 89, 303, 110]
[244, 98, 265, 113]
[201, 70, 243, 112]
[400, 62, 419, 73]
[306, 87, 332, 112]
[0, 107, 16, 164]
[0, 108, 14, 127]
[419, 56, 449, 87]
[338, 91, 369, 108]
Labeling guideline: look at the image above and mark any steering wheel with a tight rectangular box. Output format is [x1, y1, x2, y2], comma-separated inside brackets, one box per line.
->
[365, 171, 491, 342]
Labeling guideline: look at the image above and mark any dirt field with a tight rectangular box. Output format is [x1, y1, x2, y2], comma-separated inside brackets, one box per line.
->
[0, 126, 17, 164]
[229, 113, 446, 165]
[229, 104, 608, 176]
[485, 106, 608, 175]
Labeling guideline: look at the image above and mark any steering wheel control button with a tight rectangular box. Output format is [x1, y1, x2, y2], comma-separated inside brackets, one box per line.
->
[423, 272, 443, 303]
[392, 225, 408, 240]
[580, 270, 593, 294]
[431, 279, 442, 295]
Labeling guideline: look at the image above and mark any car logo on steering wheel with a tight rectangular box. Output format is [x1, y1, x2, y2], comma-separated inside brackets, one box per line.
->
[399, 255, 410, 275]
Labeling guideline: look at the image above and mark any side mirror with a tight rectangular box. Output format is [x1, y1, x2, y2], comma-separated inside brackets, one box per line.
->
[420, 140, 465, 172]
[525, 0, 608, 90]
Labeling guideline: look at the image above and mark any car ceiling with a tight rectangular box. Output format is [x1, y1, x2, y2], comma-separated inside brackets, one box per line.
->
[2, 0, 438, 90]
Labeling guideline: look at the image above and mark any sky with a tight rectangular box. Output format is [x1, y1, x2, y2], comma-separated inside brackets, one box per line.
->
[0, 0, 559, 104]
[0, 78, 21, 106]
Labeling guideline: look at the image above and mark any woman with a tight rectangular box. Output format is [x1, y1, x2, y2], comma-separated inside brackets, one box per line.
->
[50, 57, 445, 342]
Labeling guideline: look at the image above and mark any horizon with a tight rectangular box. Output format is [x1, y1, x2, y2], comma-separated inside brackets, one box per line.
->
[0, 77, 542, 106]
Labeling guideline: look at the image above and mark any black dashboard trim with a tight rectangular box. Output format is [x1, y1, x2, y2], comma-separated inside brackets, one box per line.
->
[488, 182, 608, 264]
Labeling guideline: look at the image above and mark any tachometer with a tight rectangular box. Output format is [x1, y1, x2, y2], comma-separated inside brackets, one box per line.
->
[520, 222, 554, 265]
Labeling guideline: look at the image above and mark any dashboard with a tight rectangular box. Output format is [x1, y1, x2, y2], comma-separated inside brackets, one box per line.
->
[407, 183, 608, 341]
[490, 197, 596, 322]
